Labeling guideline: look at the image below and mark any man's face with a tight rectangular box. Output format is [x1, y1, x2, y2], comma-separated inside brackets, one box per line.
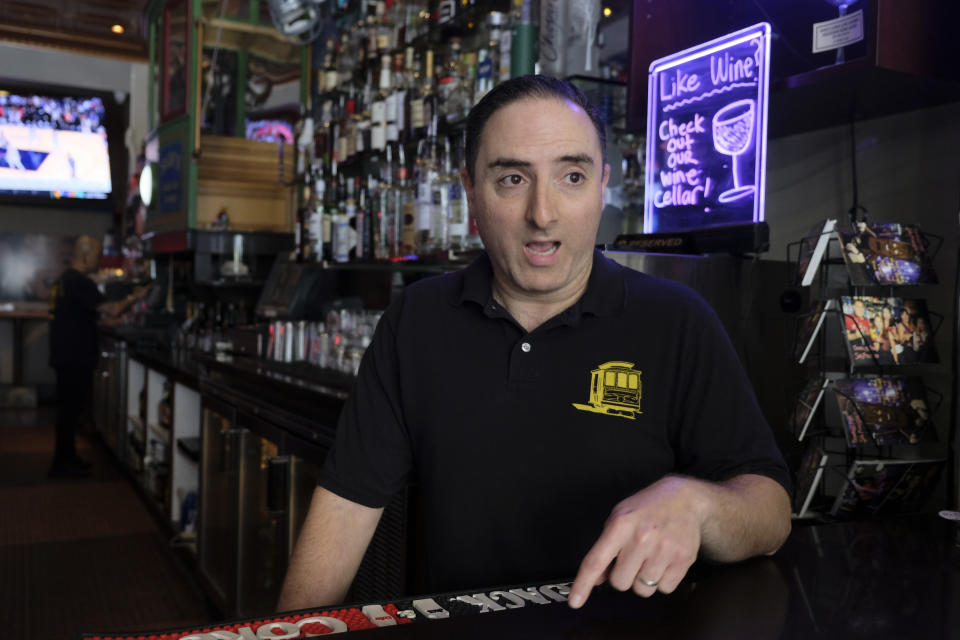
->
[854, 300, 866, 317]
[80, 241, 103, 274]
[463, 97, 609, 302]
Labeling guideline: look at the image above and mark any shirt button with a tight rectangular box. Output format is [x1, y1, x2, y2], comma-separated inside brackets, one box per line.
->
[521, 342, 531, 353]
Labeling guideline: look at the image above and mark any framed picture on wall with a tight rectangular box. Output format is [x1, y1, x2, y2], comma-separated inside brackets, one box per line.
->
[161, 0, 189, 120]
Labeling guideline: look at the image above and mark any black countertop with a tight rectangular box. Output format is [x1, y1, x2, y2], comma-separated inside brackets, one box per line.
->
[128, 348, 206, 391]
[349, 515, 960, 639]
[200, 352, 353, 403]
[103, 328, 353, 446]
[199, 352, 350, 447]
[103, 326, 352, 401]
[81, 515, 960, 639]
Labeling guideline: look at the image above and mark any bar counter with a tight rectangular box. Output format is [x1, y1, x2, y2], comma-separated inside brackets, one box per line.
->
[103, 325, 353, 447]
[104, 327, 352, 404]
[97, 329, 414, 616]
[78, 514, 958, 639]
[132, 345, 352, 445]
[95, 331, 959, 637]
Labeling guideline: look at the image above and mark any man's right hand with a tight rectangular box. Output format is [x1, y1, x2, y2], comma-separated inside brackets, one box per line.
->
[568, 476, 704, 609]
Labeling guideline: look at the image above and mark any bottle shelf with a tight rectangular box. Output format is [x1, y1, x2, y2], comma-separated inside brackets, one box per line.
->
[177, 437, 201, 464]
[148, 421, 172, 443]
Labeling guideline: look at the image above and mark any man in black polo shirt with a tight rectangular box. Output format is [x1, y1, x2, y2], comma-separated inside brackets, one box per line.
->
[48, 235, 147, 477]
[278, 76, 791, 611]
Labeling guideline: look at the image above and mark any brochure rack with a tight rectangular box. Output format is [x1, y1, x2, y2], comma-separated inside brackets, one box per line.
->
[785, 222, 947, 520]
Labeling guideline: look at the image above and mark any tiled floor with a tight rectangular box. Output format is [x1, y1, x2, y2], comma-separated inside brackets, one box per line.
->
[0, 408, 216, 639]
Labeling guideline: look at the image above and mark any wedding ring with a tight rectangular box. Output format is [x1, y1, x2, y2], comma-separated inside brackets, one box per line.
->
[637, 577, 659, 588]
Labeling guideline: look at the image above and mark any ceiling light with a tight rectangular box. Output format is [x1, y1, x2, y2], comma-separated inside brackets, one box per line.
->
[111, 24, 125, 34]
[603, 7, 612, 17]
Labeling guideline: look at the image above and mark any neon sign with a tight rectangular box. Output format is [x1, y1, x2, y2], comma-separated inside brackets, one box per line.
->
[644, 23, 771, 233]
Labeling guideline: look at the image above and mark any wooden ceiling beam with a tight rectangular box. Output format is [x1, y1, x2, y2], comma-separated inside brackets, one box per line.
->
[0, 22, 148, 61]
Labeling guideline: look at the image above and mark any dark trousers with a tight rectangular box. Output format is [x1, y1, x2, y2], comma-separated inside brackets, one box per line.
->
[54, 367, 93, 464]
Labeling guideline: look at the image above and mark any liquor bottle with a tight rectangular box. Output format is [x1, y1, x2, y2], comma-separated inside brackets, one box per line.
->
[351, 113, 365, 161]
[566, 0, 602, 76]
[371, 54, 391, 152]
[412, 0, 431, 40]
[294, 203, 306, 262]
[539, 0, 567, 77]
[351, 68, 369, 158]
[462, 48, 478, 110]
[351, 177, 363, 261]
[334, 177, 355, 263]
[376, 143, 393, 259]
[439, 37, 473, 123]
[386, 52, 405, 144]
[357, 180, 374, 260]
[337, 31, 356, 88]
[320, 38, 335, 94]
[335, 117, 350, 168]
[388, 0, 406, 48]
[415, 124, 439, 255]
[510, 0, 536, 78]
[323, 159, 339, 261]
[411, 49, 435, 141]
[341, 172, 354, 258]
[307, 161, 326, 262]
[430, 137, 454, 253]
[400, 47, 417, 143]
[483, 11, 505, 89]
[474, 16, 498, 105]
[497, 8, 513, 83]
[374, 1, 392, 55]
[349, 6, 370, 66]
[438, 37, 460, 117]
[446, 138, 468, 251]
[396, 143, 416, 256]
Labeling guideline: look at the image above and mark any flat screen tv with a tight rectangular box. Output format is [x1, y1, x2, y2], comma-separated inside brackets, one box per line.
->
[0, 79, 126, 209]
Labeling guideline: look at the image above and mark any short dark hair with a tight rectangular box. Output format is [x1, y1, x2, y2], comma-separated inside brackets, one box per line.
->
[463, 75, 607, 182]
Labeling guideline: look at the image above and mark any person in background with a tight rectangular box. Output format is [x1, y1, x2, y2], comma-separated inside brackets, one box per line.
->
[844, 298, 871, 344]
[913, 316, 931, 353]
[277, 76, 791, 611]
[895, 308, 917, 363]
[47, 235, 149, 477]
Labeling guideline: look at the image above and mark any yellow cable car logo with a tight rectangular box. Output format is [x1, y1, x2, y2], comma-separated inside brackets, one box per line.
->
[572, 361, 642, 420]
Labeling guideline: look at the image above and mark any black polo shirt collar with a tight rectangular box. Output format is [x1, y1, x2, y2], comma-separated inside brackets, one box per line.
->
[453, 249, 626, 329]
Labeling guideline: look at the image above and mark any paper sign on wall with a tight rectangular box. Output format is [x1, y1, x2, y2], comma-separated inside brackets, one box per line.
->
[812, 10, 865, 54]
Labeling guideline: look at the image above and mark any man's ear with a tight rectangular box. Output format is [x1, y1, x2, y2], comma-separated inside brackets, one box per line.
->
[459, 167, 483, 235]
[460, 166, 473, 198]
[460, 167, 477, 214]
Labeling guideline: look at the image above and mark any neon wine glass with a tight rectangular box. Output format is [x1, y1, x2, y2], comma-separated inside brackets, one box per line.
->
[712, 99, 756, 203]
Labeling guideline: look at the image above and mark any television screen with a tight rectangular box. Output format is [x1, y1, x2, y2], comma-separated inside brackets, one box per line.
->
[246, 118, 294, 144]
[0, 89, 115, 201]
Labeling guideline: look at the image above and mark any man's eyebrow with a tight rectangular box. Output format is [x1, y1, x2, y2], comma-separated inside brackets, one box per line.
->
[558, 153, 595, 166]
[487, 158, 531, 170]
[487, 153, 595, 170]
